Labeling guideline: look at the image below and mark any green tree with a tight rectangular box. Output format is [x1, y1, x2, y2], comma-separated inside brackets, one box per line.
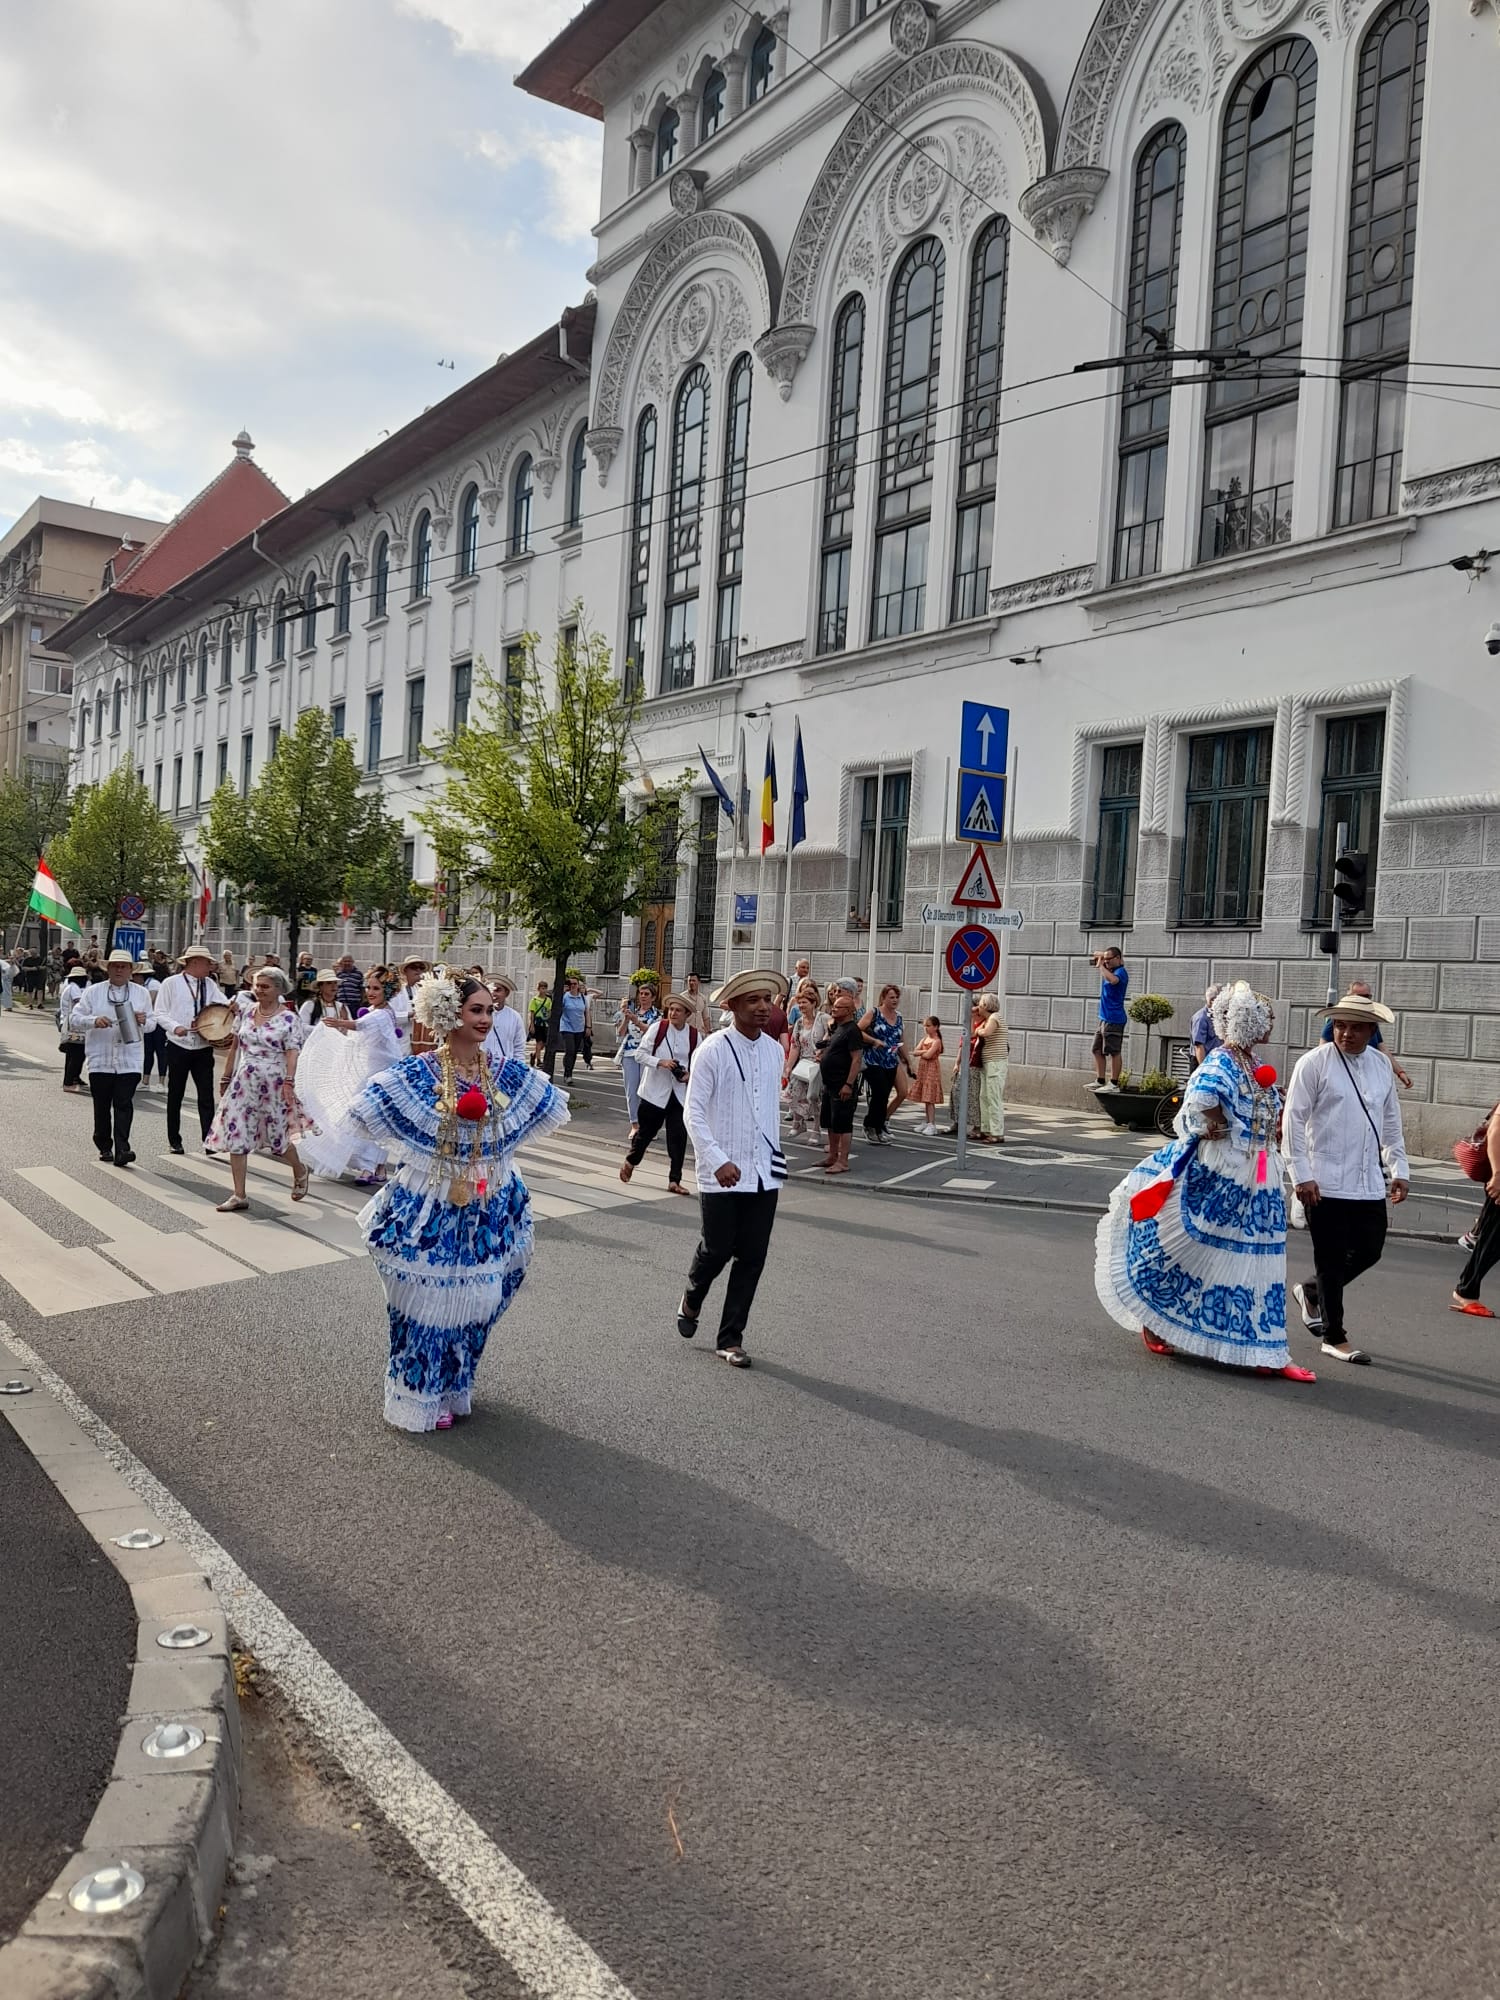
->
[46, 764, 185, 949]
[0, 767, 72, 934]
[201, 709, 380, 967]
[418, 622, 688, 1070]
[344, 815, 427, 962]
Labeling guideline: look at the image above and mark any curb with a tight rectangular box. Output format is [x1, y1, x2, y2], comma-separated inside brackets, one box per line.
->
[0, 1367, 239, 2000]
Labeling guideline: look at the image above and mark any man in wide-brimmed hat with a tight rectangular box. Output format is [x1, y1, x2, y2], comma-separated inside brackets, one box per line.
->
[153, 943, 229, 1154]
[482, 970, 527, 1069]
[678, 968, 791, 1368]
[1283, 993, 1410, 1365]
[70, 949, 152, 1166]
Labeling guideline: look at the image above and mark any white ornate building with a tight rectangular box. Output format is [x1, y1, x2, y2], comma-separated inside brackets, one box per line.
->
[65, 0, 1500, 1145]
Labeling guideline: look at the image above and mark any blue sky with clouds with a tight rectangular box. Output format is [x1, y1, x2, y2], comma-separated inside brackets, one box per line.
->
[0, 0, 597, 534]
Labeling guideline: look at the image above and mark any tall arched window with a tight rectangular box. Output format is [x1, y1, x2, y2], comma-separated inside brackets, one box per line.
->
[624, 410, 657, 699]
[872, 238, 943, 641]
[371, 534, 390, 618]
[197, 631, 210, 696]
[818, 294, 865, 655]
[220, 622, 233, 684]
[176, 645, 189, 704]
[137, 674, 150, 726]
[748, 24, 775, 102]
[1336, 0, 1427, 527]
[714, 355, 752, 679]
[110, 680, 123, 734]
[410, 511, 432, 599]
[298, 571, 316, 650]
[662, 365, 710, 692]
[509, 457, 533, 557]
[952, 218, 1009, 623]
[1201, 39, 1318, 562]
[333, 555, 352, 634]
[245, 611, 259, 676]
[655, 107, 679, 177]
[701, 68, 726, 139]
[565, 430, 587, 530]
[78, 704, 88, 750]
[1114, 124, 1186, 582]
[93, 692, 104, 742]
[272, 591, 287, 662]
[156, 661, 168, 713]
[457, 484, 480, 576]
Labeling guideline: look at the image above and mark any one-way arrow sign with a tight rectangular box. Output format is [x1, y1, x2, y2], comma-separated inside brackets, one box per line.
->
[951, 842, 1002, 909]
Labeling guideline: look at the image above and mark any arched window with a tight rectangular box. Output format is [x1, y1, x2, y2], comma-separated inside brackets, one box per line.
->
[93, 692, 104, 742]
[110, 680, 122, 734]
[871, 237, 943, 641]
[156, 661, 168, 714]
[334, 555, 352, 634]
[137, 674, 150, 727]
[245, 611, 259, 677]
[301, 571, 318, 649]
[1115, 124, 1186, 582]
[748, 24, 775, 102]
[565, 430, 587, 531]
[272, 591, 287, 662]
[197, 631, 210, 697]
[624, 410, 657, 700]
[220, 622, 233, 685]
[655, 106, 679, 177]
[701, 68, 726, 140]
[1201, 39, 1318, 562]
[662, 366, 710, 692]
[176, 645, 189, 704]
[509, 456, 533, 557]
[78, 704, 88, 750]
[457, 484, 480, 576]
[818, 295, 865, 655]
[371, 535, 390, 618]
[1336, 0, 1427, 527]
[714, 356, 752, 679]
[410, 511, 432, 599]
[952, 217, 1009, 623]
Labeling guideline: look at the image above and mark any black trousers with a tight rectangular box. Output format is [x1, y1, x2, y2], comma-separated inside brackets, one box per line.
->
[1455, 1195, 1500, 1302]
[142, 1026, 168, 1078]
[863, 1065, 897, 1136]
[62, 1042, 86, 1088]
[684, 1186, 779, 1348]
[1304, 1197, 1387, 1340]
[89, 1073, 139, 1158]
[560, 1030, 584, 1079]
[627, 1093, 687, 1182]
[166, 1044, 218, 1147]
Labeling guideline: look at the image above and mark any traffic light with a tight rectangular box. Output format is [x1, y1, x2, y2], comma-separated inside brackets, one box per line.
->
[1331, 850, 1369, 922]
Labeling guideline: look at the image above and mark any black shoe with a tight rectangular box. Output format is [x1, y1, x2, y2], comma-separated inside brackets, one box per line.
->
[677, 1298, 699, 1340]
[97, 1151, 112, 1164]
[114, 1149, 135, 1167]
[168, 1141, 185, 1155]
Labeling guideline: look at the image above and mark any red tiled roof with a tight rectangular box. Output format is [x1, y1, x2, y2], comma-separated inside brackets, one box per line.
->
[114, 455, 288, 600]
[515, 0, 664, 119]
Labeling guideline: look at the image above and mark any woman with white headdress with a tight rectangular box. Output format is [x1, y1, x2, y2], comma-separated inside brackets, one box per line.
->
[1095, 980, 1316, 1383]
[320, 967, 568, 1431]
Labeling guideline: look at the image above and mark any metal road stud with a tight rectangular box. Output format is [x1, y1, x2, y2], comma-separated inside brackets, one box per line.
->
[69, 1863, 145, 1914]
[143, 1721, 206, 1759]
[156, 1623, 212, 1650]
[113, 1528, 165, 1550]
[0, 1378, 33, 1395]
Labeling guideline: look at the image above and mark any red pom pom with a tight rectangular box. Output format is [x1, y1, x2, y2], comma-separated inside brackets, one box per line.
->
[455, 1086, 489, 1122]
[1254, 1063, 1277, 1088]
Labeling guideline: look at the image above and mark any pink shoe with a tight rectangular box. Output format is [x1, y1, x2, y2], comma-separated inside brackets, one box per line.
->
[434, 1409, 454, 1430]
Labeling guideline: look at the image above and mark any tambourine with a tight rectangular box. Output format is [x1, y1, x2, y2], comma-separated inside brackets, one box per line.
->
[192, 1002, 237, 1048]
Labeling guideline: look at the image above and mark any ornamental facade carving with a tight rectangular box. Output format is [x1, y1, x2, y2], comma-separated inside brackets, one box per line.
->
[1401, 457, 1500, 513]
[638, 275, 756, 408]
[833, 123, 1007, 301]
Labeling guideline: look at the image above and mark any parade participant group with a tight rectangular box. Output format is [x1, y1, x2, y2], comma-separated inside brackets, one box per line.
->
[12, 922, 1489, 1428]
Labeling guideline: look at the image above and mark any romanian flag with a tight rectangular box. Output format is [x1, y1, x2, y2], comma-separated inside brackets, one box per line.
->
[28, 857, 80, 934]
[760, 736, 777, 853]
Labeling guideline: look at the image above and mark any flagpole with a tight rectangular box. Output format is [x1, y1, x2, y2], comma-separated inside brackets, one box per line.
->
[930, 756, 950, 1021]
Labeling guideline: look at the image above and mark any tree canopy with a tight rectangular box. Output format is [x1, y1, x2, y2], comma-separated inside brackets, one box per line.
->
[344, 814, 427, 961]
[46, 764, 185, 947]
[201, 709, 380, 965]
[0, 767, 72, 933]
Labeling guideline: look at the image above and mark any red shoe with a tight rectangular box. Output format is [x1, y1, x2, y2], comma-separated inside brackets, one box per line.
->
[1258, 1363, 1317, 1382]
[1450, 1296, 1496, 1318]
[1141, 1328, 1173, 1356]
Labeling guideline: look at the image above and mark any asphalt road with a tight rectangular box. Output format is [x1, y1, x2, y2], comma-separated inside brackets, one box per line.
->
[3, 1012, 1499, 1997]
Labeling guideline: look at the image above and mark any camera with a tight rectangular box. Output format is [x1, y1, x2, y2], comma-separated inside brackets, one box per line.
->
[1486, 622, 1500, 657]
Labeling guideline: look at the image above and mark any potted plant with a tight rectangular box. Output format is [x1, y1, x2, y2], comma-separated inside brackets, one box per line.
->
[1092, 995, 1176, 1130]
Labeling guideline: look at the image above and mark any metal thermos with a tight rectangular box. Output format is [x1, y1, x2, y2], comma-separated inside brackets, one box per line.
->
[109, 984, 140, 1044]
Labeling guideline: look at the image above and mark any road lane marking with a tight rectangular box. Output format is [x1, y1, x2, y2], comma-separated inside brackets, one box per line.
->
[1, 1325, 642, 2000]
[0, 1195, 150, 1314]
[162, 1154, 371, 1257]
[943, 1177, 996, 1192]
[116, 1162, 347, 1274]
[18, 1166, 255, 1294]
[878, 1160, 948, 1188]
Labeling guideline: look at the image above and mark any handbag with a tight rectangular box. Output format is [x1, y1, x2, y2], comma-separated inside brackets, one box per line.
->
[1454, 1113, 1496, 1182]
[790, 1057, 818, 1086]
[968, 1034, 984, 1070]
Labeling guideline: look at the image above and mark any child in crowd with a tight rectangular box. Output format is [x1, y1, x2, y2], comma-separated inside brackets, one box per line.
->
[912, 1017, 945, 1136]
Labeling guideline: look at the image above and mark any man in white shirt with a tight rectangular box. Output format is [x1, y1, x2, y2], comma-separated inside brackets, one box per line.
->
[621, 994, 697, 1194]
[482, 971, 528, 1070]
[387, 954, 429, 1028]
[71, 948, 151, 1166]
[679, 969, 790, 1368]
[1284, 994, 1410, 1365]
[154, 943, 228, 1154]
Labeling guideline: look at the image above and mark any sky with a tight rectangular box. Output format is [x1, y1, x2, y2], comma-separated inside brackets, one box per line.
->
[0, 0, 598, 536]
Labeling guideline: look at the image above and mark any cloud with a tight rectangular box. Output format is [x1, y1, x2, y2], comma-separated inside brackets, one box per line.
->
[395, 0, 582, 66]
[0, 437, 180, 522]
[475, 128, 600, 242]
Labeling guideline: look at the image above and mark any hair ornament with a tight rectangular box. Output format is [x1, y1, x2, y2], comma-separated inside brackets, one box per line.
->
[412, 965, 463, 1038]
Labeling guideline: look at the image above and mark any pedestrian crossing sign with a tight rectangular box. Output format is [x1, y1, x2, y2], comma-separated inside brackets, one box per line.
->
[956, 770, 1005, 844]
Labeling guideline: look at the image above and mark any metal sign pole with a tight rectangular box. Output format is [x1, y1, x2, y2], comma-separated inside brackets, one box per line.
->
[931, 756, 951, 1019]
[954, 989, 974, 1173]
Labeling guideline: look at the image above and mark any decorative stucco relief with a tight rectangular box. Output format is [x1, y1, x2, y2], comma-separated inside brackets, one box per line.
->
[990, 565, 1097, 614]
[833, 123, 1007, 300]
[638, 274, 756, 408]
[1401, 457, 1500, 513]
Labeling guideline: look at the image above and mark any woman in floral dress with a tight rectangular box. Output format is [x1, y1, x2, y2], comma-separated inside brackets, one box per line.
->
[1095, 981, 1316, 1383]
[782, 980, 828, 1144]
[207, 967, 310, 1211]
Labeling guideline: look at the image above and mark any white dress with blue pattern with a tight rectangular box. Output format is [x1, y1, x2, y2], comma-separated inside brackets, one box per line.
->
[346, 1054, 569, 1430]
[1094, 1049, 1290, 1370]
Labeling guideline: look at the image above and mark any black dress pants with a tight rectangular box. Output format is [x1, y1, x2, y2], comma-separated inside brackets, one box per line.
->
[1455, 1195, 1500, 1302]
[1304, 1196, 1387, 1340]
[142, 1026, 168, 1078]
[863, 1065, 896, 1136]
[166, 1044, 218, 1148]
[684, 1186, 779, 1348]
[560, 1030, 583, 1079]
[626, 1094, 687, 1182]
[90, 1073, 139, 1159]
[62, 1042, 85, 1088]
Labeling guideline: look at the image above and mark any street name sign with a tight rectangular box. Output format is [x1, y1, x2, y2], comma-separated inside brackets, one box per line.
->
[956, 770, 1005, 844]
[922, 904, 1024, 932]
[960, 702, 1009, 775]
[944, 925, 1000, 990]
[951, 843, 1002, 909]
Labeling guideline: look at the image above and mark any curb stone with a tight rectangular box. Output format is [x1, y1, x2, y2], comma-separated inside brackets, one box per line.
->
[0, 1367, 239, 2000]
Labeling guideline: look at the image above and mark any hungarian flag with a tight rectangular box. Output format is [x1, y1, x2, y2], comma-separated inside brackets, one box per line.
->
[760, 736, 777, 853]
[28, 858, 81, 934]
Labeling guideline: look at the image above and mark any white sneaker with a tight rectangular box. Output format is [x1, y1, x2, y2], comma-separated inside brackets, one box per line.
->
[1096, 1082, 1119, 1094]
[1459, 1230, 1477, 1252]
[920, 1123, 936, 1137]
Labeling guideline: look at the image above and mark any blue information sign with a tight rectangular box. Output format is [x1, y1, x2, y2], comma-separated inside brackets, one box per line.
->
[960, 701, 1009, 777]
[112, 924, 147, 961]
[944, 925, 1000, 991]
[956, 770, 1006, 844]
